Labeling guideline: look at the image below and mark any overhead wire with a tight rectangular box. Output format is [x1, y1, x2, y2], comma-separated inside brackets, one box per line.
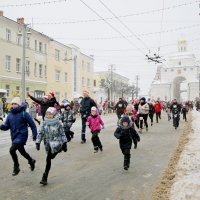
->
[22, 0, 199, 24]
[0, 0, 67, 8]
[97, 0, 150, 50]
[79, 0, 146, 55]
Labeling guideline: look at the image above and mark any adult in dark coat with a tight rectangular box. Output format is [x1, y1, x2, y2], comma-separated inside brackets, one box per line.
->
[79, 91, 96, 143]
[0, 97, 37, 176]
[114, 98, 128, 120]
[27, 92, 59, 120]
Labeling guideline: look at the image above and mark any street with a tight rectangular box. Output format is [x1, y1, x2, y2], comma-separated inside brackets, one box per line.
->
[0, 113, 185, 200]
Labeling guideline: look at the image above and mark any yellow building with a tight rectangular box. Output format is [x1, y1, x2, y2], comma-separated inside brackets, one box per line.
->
[0, 11, 94, 103]
[0, 12, 48, 102]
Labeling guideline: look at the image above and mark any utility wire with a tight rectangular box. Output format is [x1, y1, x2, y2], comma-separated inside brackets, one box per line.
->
[0, 0, 67, 7]
[25, 0, 199, 24]
[158, 0, 165, 52]
[97, 0, 150, 50]
[51, 23, 200, 41]
[79, 0, 146, 55]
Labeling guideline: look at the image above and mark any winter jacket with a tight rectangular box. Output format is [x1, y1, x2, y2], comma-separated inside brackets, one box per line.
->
[138, 103, 149, 115]
[36, 115, 67, 154]
[86, 114, 104, 133]
[30, 96, 59, 118]
[0, 105, 37, 145]
[80, 97, 96, 116]
[114, 100, 127, 115]
[114, 125, 140, 150]
[29, 104, 37, 119]
[61, 109, 76, 130]
[154, 102, 162, 113]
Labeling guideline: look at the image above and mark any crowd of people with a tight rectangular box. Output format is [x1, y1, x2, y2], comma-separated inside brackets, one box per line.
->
[0, 91, 197, 185]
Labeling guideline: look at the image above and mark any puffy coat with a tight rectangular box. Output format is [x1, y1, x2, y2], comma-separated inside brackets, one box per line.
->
[154, 102, 162, 113]
[80, 97, 96, 116]
[86, 114, 104, 133]
[36, 116, 67, 154]
[30, 96, 59, 118]
[0, 105, 37, 145]
[114, 125, 140, 150]
[61, 109, 76, 130]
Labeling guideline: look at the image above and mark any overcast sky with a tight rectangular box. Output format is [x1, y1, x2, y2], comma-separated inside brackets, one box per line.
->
[0, 0, 200, 94]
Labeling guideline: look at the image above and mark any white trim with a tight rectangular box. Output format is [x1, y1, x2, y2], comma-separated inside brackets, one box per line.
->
[0, 75, 47, 84]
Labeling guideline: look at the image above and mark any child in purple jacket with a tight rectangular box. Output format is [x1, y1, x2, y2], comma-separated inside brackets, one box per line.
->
[86, 106, 104, 153]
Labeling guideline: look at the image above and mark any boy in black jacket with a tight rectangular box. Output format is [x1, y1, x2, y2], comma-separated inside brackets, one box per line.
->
[114, 116, 140, 170]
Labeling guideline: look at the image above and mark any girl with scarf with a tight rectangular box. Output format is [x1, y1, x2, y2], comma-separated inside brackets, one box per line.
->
[35, 107, 67, 185]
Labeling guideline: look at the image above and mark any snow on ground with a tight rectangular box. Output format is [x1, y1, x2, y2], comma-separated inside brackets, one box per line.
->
[170, 111, 200, 200]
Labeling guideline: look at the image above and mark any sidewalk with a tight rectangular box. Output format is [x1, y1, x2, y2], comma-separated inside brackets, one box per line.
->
[170, 111, 200, 199]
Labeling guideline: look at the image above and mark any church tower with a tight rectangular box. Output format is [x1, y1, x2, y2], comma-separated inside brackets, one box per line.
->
[178, 38, 187, 52]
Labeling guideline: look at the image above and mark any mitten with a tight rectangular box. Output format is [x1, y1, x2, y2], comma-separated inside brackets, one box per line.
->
[62, 142, 67, 152]
[32, 135, 36, 141]
[36, 143, 40, 151]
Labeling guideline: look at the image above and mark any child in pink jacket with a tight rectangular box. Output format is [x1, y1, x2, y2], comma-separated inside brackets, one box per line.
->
[86, 106, 104, 153]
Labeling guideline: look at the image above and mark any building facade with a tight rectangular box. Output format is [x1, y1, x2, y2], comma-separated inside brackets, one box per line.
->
[0, 11, 94, 103]
[149, 39, 200, 101]
[94, 71, 129, 103]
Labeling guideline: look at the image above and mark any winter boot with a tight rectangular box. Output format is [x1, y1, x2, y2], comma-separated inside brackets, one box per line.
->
[12, 165, 20, 176]
[94, 146, 99, 153]
[29, 159, 36, 171]
[40, 173, 48, 185]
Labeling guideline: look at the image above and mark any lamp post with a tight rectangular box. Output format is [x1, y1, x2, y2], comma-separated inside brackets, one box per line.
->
[19, 24, 31, 102]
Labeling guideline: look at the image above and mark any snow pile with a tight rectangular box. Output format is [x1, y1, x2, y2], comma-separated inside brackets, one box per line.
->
[170, 111, 200, 200]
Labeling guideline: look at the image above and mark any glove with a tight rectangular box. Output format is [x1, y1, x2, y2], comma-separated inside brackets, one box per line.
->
[50, 92, 55, 97]
[32, 135, 36, 141]
[27, 92, 31, 97]
[134, 143, 137, 149]
[36, 143, 40, 151]
[102, 126, 104, 129]
[62, 142, 67, 152]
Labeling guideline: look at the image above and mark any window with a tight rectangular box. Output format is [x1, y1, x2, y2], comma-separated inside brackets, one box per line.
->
[16, 58, 21, 72]
[44, 66, 47, 77]
[17, 36, 22, 45]
[35, 40, 37, 51]
[26, 87, 29, 94]
[26, 37, 30, 48]
[5, 55, 11, 71]
[55, 49, 60, 61]
[26, 60, 30, 75]
[5, 85, 10, 97]
[87, 78, 90, 87]
[87, 63, 90, 72]
[82, 60, 84, 68]
[6, 29, 11, 41]
[165, 69, 167, 72]
[82, 77, 85, 86]
[94, 80, 96, 87]
[34, 63, 37, 77]
[178, 61, 181, 66]
[16, 86, 20, 95]
[39, 42, 43, 52]
[55, 70, 60, 81]
[191, 68, 193, 70]
[55, 92, 60, 102]
[39, 64, 43, 77]
[184, 68, 186, 71]
[64, 73, 68, 83]
[171, 69, 174, 72]
[44, 44, 47, 53]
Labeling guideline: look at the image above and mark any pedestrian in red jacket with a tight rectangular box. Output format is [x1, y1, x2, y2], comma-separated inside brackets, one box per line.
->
[154, 101, 162, 123]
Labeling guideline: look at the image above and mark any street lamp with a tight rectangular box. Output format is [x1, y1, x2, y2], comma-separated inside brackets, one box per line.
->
[18, 24, 31, 102]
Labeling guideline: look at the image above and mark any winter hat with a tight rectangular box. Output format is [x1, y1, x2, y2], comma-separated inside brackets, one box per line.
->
[91, 106, 97, 111]
[121, 116, 130, 124]
[46, 107, 56, 115]
[140, 97, 146, 102]
[11, 97, 22, 106]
